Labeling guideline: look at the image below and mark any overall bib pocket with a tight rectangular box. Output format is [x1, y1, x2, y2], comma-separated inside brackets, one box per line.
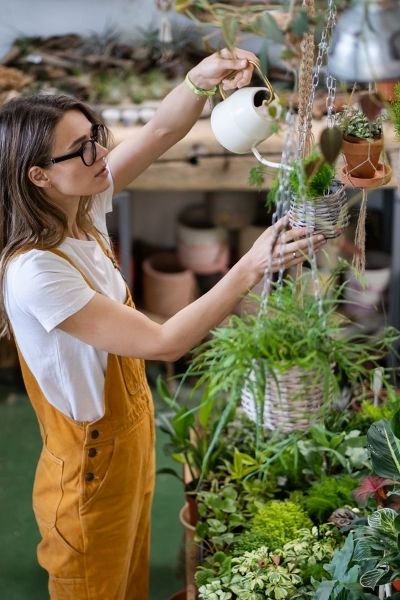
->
[32, 445, 64, 527]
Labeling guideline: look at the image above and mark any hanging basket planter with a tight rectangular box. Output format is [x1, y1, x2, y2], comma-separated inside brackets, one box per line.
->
[289, 180, 349, 239]
[241, 364, 334, 433]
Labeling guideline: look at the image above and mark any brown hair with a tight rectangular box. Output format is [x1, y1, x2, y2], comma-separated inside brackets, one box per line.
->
[0, 94, 111, 337]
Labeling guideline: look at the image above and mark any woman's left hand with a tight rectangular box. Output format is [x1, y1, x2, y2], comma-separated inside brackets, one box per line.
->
[187, 47, 258, 92]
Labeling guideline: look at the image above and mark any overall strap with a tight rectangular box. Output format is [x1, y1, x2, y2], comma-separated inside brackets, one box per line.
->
[47, 248, 95, 290]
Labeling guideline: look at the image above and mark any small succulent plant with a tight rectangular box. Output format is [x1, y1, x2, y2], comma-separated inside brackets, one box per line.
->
[336, 106, 383, 140]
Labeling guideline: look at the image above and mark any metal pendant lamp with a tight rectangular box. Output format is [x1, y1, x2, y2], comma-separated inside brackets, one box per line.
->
[328, 0, 400, 82]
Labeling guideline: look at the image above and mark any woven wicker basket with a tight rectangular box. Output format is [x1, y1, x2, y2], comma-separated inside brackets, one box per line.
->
[241, 364, 332, 432]
[289, 180, 349, 239]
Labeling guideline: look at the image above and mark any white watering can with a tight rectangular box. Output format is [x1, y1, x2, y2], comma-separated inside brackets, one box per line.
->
[210, 60, 283, 169]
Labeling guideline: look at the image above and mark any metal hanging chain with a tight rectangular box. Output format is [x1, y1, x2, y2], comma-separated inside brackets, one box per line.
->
[259, 109, 298, 312]
[299, 0, 338, 156]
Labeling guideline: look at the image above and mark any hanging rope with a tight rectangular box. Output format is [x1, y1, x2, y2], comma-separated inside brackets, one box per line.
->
[352, 188, 368, 273]
[297, 0, 315, 158]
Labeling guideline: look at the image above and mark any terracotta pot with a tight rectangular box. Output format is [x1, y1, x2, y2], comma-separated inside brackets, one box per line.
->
[179, 504, 199, 600]
[376, 80, 399, 102]
[185, 492, 199, 526]
[142, 252, 197, 318]
[168, 590, 187, 600]
[342, 135, 383, 178]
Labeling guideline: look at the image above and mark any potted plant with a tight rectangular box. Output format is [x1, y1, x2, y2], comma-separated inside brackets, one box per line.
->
[336, 104, 384, 180]
[185, 275, 398, 468]
[268, 151, 349, 239]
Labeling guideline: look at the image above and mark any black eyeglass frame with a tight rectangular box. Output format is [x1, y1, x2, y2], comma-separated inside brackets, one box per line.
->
[48, 123, 105, 167]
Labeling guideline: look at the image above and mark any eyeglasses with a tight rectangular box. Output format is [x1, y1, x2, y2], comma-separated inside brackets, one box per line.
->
[49, 123, 105, 167]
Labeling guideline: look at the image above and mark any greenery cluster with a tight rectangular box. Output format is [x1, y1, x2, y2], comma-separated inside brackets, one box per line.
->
[196, 525, 341, 600]
[390, 82, 400, 140]
[336, 106, 383, 140]
[266, 151, 336, 209]
[251, 500, 313, 551]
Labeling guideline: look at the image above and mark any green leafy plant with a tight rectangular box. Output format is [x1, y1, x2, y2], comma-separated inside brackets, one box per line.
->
[251, 499, 313, 551]
[197, 525, 341, 599]
[301, 475, 359, 522]
[197, 545, 303, 600]
[267, 151, 336, 208]
[390, 82, 400, 140]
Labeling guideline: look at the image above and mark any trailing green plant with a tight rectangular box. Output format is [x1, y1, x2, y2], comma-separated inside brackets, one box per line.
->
[336, 105, 383, 140]
[300, 475, 359, 522]
[267, 151, 336, 209]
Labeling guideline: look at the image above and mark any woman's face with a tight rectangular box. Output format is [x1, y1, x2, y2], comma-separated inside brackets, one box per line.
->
[44, 109, 110, 200]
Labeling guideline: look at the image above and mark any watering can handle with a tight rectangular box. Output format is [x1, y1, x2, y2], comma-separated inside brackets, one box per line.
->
[218, 59, 276, 103]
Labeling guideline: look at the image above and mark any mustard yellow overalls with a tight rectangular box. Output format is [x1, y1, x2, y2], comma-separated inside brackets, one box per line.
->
[16, 242, 155, 600]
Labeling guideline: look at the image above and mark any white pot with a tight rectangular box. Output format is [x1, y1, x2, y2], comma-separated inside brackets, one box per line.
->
[176, 205, 229, 274]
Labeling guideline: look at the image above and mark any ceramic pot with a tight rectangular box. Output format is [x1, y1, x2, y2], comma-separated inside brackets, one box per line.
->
[342, 135, 383, 178]
[142, 252, 197, 318]
[177, 205, 229, 274]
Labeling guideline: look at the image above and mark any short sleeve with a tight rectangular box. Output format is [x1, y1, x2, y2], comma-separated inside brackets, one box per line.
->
[7, 251, 96, 333]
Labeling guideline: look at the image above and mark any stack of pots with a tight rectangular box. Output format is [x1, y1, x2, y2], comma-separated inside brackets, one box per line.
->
[177, 205, 230, 291]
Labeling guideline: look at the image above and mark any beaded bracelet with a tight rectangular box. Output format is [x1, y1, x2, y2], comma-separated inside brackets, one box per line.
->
[184, 72, 218, 97]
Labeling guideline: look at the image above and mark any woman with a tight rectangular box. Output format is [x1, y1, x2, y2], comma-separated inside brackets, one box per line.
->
[0, 48, 325, 600]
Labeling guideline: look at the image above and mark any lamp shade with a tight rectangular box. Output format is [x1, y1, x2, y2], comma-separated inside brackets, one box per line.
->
[328, 0, 400, 82]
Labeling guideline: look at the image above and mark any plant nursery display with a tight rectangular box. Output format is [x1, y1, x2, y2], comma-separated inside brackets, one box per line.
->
[157, 1, 400, 596]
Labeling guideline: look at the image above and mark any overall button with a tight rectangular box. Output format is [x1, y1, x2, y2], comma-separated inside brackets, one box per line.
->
[85, 472, 95, 482]
[90, 430, 99, 439]
[88, 448, 97, 458]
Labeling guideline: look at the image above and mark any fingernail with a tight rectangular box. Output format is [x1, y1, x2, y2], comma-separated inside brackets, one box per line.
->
[241, 59, 248, 66]
[317, 235, 325, 241]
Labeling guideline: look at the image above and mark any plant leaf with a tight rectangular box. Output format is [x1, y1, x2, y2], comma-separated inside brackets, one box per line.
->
[252, 13, 284, 44]
[319, 126, 343, 165]
[290, 9, 310, 36]
[367, 419, 400, 482]
[221, 16, 238, 51]
[359, 92, 384, 122]
[360, 565, 389, 588]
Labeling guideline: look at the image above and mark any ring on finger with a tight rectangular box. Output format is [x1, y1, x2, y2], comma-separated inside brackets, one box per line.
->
[292, 251, 297, 259]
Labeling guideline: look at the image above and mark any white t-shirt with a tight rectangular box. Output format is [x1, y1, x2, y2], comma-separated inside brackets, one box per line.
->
[5, 178, 127, 422]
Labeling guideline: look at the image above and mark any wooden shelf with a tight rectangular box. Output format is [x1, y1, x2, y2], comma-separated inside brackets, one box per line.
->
[111, 119, 399, 192]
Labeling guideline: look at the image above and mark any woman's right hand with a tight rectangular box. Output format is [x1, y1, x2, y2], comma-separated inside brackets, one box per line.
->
[242, 216, 327, 286]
